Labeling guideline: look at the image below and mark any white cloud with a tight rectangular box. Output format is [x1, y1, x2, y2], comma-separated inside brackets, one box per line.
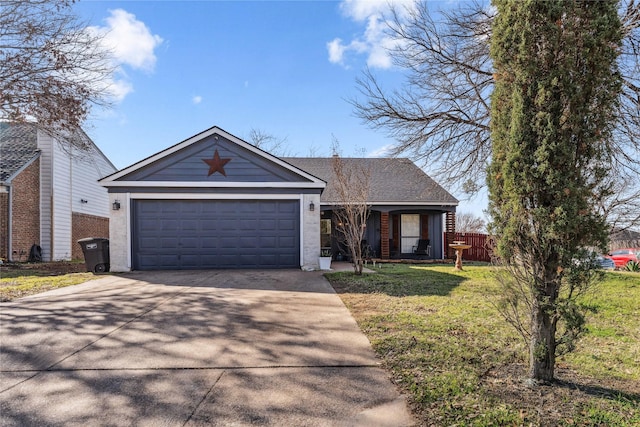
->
[89, 9, 163, 102]
[109, 79, 134, 103]
[328, 0, 414, 69]
[367, 143, 394, 158]
[327, 38, 346, 64]
[340, 0, 415, 21]
[102, 9, 163, 72]
[192, 95, 202, 104]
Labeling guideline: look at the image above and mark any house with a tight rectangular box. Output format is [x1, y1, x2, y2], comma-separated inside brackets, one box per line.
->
[284, 157, 458, 260]
[0, 122, 116, 262]
[99, 126, 457, 272]
[610, 229, 640, 251]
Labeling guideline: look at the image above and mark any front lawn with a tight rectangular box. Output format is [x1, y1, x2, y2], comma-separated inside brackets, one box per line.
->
[0, 262, 94, 301]
[326, 264, 639, 426]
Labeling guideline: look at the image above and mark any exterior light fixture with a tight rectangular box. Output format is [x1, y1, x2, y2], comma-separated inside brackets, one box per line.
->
[309, 201, 315, 211]
[112, 200, 121, 210]
[80, 199, 88, 204]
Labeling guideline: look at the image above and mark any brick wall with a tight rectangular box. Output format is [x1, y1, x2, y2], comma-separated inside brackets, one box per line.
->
[10, 159, 40, 261]
[71, 212, 109, 260]
[0, 190, 8, 259]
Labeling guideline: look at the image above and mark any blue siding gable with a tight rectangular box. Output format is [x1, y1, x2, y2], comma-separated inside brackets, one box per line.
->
[119, 134, 311, 183]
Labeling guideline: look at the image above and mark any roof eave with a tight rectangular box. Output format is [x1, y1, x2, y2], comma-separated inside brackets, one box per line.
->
[319, 200, 458, 207]
[99, 126, 326, 186]
[1, 151, 41, 184]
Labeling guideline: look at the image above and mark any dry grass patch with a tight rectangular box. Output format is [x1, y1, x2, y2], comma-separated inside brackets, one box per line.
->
[0, 262, 95, 301]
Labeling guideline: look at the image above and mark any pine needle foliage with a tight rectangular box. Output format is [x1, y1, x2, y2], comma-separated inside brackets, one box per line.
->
[488, 0, 622, 382]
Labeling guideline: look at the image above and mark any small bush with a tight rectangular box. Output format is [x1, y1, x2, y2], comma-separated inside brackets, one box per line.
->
[624, 261, 640, 272]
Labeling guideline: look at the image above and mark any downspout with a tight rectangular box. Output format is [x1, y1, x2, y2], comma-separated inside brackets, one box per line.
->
[6, 184, 12, 262]
[69, 144, 73, 260]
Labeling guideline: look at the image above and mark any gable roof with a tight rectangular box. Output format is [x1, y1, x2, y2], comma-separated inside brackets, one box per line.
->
[0, 121, 116, 184]
[283, 157, 458, 206]
[0, 122, 40, 183]
[100, 126, 325, 188]
[611, 228, 640, 242]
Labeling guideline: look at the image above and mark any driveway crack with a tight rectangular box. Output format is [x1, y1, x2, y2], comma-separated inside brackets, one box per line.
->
[182, 369, 225, 426]
[0, 287, 193, 394]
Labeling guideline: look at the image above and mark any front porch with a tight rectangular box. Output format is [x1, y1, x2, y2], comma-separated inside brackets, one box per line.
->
[320, 208, 455, 261]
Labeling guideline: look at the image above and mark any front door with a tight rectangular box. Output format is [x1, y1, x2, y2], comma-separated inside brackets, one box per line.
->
[400, 214, 420, 254]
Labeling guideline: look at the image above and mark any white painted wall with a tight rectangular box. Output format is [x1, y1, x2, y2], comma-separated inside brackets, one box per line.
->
[302, 193, 322, 270]
[108, 193, 129, 272]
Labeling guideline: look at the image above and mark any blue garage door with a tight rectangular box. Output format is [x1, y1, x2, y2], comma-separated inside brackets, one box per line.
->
[133, 199, 300, 270]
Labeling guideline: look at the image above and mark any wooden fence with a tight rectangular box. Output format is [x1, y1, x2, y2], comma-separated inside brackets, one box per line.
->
[445, 232, 492, 262]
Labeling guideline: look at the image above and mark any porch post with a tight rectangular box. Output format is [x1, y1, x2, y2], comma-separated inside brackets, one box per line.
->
[445, 211, 456, 259]
[381, 212, 389, 259]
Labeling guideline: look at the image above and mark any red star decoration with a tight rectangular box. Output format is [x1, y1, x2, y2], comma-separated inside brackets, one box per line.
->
[202, 149, 231, 177]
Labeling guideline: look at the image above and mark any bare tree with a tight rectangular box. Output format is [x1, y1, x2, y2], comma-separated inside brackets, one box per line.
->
[330, 143, 371, 275]
[455, 211, 486, 233]
[351, 1, 493, 193]
[351, 0, 640, 229]
[0, 0, 113, 146]
[247, 128, 291, 156]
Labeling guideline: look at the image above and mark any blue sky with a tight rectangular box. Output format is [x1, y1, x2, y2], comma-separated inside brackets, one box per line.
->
[75, 0, 486, 215]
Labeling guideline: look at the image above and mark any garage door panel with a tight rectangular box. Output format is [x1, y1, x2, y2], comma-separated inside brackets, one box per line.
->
[201, 237, 217, 248]
[240, 219, 259, 230]
[180, 219, 198, 231]
[278, 219, 296, 230]
[259, 236, 277, 247]
[179, 237, 199, 248]
[279, 236, 296, 248]
[160, 237, 178, 248]
[139, 237, 159, 249]
[133, 200, 300, 270]
[259, 219, 276, 229]
[160, 219, 179, 231]
[238, 237, 255, 248]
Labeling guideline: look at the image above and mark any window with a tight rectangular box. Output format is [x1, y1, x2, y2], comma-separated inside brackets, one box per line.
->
[400, 214, 420, 253]
[320, 218, 332, 248]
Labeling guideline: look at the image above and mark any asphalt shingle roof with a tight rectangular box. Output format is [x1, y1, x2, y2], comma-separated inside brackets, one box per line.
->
[283, 157, 458, 205]
[0, 122, 39, 183]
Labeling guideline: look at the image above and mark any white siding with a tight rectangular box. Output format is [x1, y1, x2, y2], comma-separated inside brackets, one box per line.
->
[71, 145, 116, 218]
[38, 129, 54, 261]
[37, 130, 116, 261]
[51, 139, 72, 260]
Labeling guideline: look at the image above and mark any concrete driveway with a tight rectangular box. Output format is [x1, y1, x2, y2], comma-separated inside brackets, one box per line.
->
[0, 270, 414, 426]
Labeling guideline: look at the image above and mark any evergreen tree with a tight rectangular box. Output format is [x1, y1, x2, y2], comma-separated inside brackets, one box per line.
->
[488, 0, 622, 381]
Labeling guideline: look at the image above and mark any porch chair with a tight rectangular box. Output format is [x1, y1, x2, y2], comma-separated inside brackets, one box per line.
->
[413, 239, 431, 257]
[361, 240, 375, 260]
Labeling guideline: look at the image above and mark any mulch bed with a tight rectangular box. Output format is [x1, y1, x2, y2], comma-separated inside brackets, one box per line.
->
[0, 261, 88, 276]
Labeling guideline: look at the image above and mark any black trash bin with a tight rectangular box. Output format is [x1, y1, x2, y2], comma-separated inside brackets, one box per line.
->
[77, 237, 110, 273]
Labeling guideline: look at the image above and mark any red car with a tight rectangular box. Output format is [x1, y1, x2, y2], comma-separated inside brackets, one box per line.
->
[607, 248, 640, 269]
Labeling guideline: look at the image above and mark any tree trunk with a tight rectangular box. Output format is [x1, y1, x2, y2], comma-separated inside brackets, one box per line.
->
[353, 258, 363, 275]
[529, 300, 556, 382]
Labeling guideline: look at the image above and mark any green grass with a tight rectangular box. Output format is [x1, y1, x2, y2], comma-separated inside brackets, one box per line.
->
[0, 272, 95, 301]
[326, 264, 640, 426]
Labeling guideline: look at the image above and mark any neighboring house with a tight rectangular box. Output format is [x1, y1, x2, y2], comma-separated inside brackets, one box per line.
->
[284, 157, 458, 260]
[0, 122, 116, 262]
[100, 126, 457, 272]
[610, 228, 640, 251]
